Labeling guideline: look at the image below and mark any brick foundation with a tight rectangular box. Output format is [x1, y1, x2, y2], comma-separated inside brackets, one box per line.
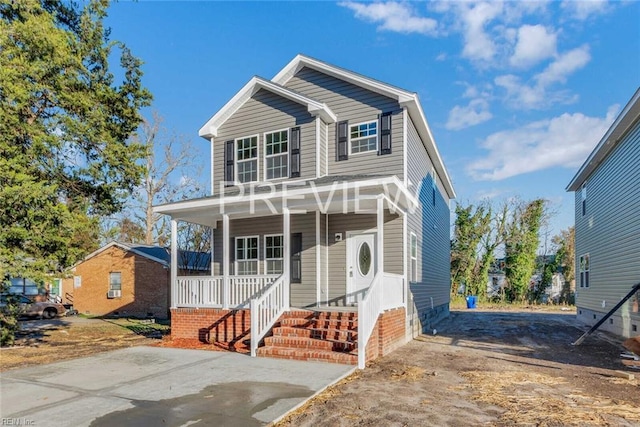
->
[170, 308, 252, 351]
[365, 307, 407, 362]
[170, 306, 407, 365]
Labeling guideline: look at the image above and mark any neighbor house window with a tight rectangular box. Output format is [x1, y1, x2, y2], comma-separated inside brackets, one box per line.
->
[264, 234, 284, 274]
[581, 183, 587, 216]
[109, 272, 121, 291]
[264, 130, 288, 180]
[236, 236, 259, 275]
[579, 254, 590, 288]
[236, 136, 258, 183]
[350, 121, 377, 154]
[410, 232, 417, 282]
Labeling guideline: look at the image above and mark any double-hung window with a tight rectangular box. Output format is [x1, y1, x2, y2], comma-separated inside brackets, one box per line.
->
[350, 121, 377, 154]
[109, 272, 122, 291]
[236, 136, 258, 183]
[410, 233, 417, 282]
[579, 254, 590, 288]
[236, 236, 259, 275]
[264, 130, 288, 180]
[264, 234, 284, 274]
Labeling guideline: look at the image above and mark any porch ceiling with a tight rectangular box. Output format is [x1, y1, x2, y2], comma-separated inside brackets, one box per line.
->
[154, 175, 416, 226]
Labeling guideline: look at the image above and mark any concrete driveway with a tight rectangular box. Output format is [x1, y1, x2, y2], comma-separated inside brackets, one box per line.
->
[0, 346, 354, 426]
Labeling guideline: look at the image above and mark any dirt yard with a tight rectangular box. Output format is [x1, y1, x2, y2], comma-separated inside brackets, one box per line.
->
[277, 309, 640, 427]
[0, 316, 169, 372]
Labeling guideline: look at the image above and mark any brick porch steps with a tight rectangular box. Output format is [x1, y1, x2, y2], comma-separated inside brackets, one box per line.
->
[257, 346, 358, 365]
[256, 309, 359, 365]
[274, 326, 357, 341]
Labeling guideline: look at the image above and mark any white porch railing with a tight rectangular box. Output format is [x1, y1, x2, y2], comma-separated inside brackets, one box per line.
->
[357, 271, 383, 369]
[250, 274, 287, 357]
[174, 275, 278, 308]
[382, 272, 405, 311]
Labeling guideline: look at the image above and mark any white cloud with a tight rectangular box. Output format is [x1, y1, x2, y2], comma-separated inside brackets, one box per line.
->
[467, 105, 619, 181]
[536, 44, 591, 86]
[509, 24, 557, 68]
[496, 45, 590, 109]
[458, 2, 504, 62]
[561, 0, 610, 20]
[339, 1, 438, 35]
[436, 52, 447, 61]
[446, 99, 493, 130]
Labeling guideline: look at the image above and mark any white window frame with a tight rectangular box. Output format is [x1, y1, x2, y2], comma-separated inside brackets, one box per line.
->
[410, 232, 417, 282]
[109, 272, 122, 291]
[263, 129, 289, 181]
[235, 235, 259, 275]
[235, 135, 259, 184]
[581, 182, 587, 216]
[264, 234, 284, 274]
[349, 120, 378, 155]
[579, 253, 590, 288]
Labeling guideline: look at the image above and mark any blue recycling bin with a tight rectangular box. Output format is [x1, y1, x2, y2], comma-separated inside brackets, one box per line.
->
[466, 295, 477, 309]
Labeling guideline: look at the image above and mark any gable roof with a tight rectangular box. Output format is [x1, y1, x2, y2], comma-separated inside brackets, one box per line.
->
[567, 87, 640, 191]
[79, 242, 210, 271]
[272, 54, 456, 199]
[198, 76, 336, 138]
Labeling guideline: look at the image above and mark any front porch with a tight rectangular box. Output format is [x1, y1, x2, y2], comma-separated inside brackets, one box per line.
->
[155, 176, 415, 367]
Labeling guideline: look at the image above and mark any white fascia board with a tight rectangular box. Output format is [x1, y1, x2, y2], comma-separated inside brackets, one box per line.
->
[566, 87, 640, 191]
[274, 55, 455, 200]
[198, 76, 336, 139]
[154, 176, 415, 216]
[272, 54, 415, 104]
[404, 97, 456, 200]
[198, 76, 258, 139]
[77, 241, 167, 267]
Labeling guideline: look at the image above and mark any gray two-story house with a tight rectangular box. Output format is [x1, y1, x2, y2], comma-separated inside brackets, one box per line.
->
[567, 88, 640, 338]
[155, 55, 455, 367]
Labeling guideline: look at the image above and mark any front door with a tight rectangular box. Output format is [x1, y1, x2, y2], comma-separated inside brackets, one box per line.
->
[347, 232, 376, 304]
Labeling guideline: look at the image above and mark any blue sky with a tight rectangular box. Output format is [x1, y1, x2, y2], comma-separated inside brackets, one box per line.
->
[106, 1, 639, 240]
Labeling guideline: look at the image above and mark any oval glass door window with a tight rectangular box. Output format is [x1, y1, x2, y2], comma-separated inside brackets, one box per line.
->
[358, 242, 372, 275]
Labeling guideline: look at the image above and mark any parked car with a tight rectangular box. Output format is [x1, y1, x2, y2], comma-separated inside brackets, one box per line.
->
[0, 294, 67, 319]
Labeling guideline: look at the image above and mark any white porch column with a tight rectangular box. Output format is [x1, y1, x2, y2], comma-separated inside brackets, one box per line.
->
[222, 214, 230, 309]
[283, 208, 291, 310]
[214, 227, 216, 276]
[170, 219, 178, 309]
[377, 196, 384, 277]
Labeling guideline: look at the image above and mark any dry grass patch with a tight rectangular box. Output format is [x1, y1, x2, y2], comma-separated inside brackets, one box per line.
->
[461, 370, 640, 426]
[0, 319, 166, 372]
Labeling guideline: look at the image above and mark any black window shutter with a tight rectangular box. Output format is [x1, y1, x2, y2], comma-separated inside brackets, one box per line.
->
[224, 140, 234, 186]
[336, 120, 349, 161]
[291, 233, 302, 284]
[290, 127, 301, 178]
[379, 112, 392, 155]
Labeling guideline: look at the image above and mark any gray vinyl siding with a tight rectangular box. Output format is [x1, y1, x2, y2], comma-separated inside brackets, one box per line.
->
[213, 88, 316, 190]
[405, 116, 451, 334]
[211, 213, 317, 307]
[574, 120, 640, 336]
[325, 212, 403, 306]
[284, 67, 404, 180]
[319, 119, 328, 176]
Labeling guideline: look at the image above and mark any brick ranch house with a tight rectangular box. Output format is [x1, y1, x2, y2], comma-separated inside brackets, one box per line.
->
[62, 241, 209, 319]
[155, 55, 456, 368]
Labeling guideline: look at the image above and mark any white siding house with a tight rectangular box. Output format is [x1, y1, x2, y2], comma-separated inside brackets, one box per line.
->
[566, 88, 640, 338]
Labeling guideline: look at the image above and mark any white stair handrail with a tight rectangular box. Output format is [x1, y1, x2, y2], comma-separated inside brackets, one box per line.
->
[250, 274, 287, 357]
[357, 271, 384, 369]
